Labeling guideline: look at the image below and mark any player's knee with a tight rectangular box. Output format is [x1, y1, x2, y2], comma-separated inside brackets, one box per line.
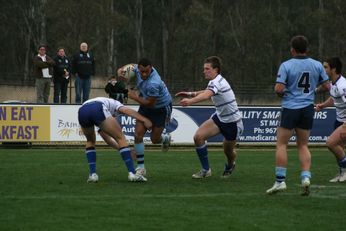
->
[193, 134, 204, 145]
[326, 138, 335, 150]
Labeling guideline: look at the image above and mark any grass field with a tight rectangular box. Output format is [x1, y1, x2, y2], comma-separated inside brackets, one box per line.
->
[0, 147, 345, 231]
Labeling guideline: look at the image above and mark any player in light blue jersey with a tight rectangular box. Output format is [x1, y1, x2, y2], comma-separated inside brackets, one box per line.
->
[118, 58, 172, 178]
[176, 56, 243, 179]
[316, 57, 346, 182]
[78, 97, 152, 183]
[266, 35, 330, 196]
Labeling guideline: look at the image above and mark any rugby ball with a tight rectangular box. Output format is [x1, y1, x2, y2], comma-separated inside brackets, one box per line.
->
[122, 64, 136, 81]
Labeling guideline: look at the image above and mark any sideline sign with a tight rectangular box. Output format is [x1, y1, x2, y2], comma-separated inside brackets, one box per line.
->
[0, 105, 50, 141]
[0, 104, 336, 144]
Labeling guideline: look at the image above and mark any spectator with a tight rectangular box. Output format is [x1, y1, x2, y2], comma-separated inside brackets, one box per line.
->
[105, 76, 128, 103]
[53, 47, 71, 104]
[72, 42, 95, 103]
[33, 45, 55, 103]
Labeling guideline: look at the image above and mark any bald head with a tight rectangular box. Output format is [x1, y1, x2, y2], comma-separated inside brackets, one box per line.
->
[80, 42, 88, 52]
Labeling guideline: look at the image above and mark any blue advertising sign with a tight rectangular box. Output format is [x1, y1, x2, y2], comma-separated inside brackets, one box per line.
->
[174, 106, 335, 144]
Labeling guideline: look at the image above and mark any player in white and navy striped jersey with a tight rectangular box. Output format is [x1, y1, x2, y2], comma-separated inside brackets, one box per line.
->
[176, 56, 243, 179]
[316, 57, 346, 182]
[78, 97, 152, 182]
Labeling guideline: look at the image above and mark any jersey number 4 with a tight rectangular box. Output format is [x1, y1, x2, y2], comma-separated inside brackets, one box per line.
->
[298, 72, 310, 93]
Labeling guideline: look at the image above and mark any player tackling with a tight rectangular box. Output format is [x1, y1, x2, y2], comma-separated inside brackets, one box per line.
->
[316, 57, 346, 182]
[78, 97, 152, 182]
[176, 56, 243, 178]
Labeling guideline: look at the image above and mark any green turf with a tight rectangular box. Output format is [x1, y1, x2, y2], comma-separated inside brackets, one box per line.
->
[0, 147, 344, 231]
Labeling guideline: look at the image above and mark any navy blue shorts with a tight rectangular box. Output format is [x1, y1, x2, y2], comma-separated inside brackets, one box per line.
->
[211, 114, 238, 141]
[279, 104, 314, 130]
[78, 102, 106, 128]
[138, 103, 172, 128]
[334, 120, 344, 130]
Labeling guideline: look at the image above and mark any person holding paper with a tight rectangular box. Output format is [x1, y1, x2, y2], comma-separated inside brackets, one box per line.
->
[33, 45, 55, 103]
[53, 47, 71, 104]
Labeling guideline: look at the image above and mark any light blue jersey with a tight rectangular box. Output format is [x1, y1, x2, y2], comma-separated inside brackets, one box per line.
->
[276, 56, 329, 109]
[134, 66, 172, 108]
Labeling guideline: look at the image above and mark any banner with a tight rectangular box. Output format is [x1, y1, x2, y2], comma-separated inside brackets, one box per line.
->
[0, 104, 336, 144]
[0, 105, 50, 141]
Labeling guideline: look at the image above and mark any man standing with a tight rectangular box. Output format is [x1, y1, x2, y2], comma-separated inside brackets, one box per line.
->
[33, 45, 55, 103]
[53, 47, 71, 104]
[176, 56, 243, 178]
[72, 42, 95, 103]
[266, 35, 330, 196]
[316, 57, 346, 182]
[117, 58, 172, 179]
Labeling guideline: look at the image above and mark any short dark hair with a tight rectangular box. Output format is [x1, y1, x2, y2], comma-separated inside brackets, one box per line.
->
[291, 35, 308, 53]
[38, 44, 46, 50]
[204, 56, 222, 74]
[325, 57, 342, 74]
[138, 58, 152, 67]
[57, 47, 65, 52]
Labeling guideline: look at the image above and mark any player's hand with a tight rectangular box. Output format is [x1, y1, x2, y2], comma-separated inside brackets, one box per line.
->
[315, 104, 323, 112]
[180, 98, 190, 107]
[127, 89, 137, 100]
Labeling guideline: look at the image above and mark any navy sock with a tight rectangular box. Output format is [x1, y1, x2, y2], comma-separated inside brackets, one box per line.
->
[339, 156, 346, 168]
[119, 147, 135, 173]
[196, 144, 209, 170]
[86, 147, 96, 175]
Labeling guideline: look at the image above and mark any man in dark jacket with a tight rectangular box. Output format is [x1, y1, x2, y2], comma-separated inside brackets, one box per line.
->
[33, 45, 55, 103]
[105, 76, 128, 103]
[53, 47, 71, 104]
[72, 42, 95, 103]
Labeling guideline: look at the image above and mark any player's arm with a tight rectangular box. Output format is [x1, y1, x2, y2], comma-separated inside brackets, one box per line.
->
[315, 81, 331, 94]
[127, 89, 157, 107]
[179, 89, 213, 106]
[315, 96, 334, 112]
[175, 90, 204, 97]
[118, 106, 152, 130]
[274, 83, 285, 97]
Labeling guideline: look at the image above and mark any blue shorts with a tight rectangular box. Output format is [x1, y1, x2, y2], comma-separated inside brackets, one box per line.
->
[138, 103, 172, 128]
[78, 102, 106, 128]
[279, 104, 314, 130]
[334, 120, 344, 130]
[212, 114, 239, 141]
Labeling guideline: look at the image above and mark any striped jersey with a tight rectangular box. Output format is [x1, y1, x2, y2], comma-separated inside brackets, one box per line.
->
[207, 74, 242, 123]
[330, 76, 346, 122]
[83, 97, 123, 117]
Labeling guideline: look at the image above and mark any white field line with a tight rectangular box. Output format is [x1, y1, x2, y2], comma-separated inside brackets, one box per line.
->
[2, 186, 346, 200]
